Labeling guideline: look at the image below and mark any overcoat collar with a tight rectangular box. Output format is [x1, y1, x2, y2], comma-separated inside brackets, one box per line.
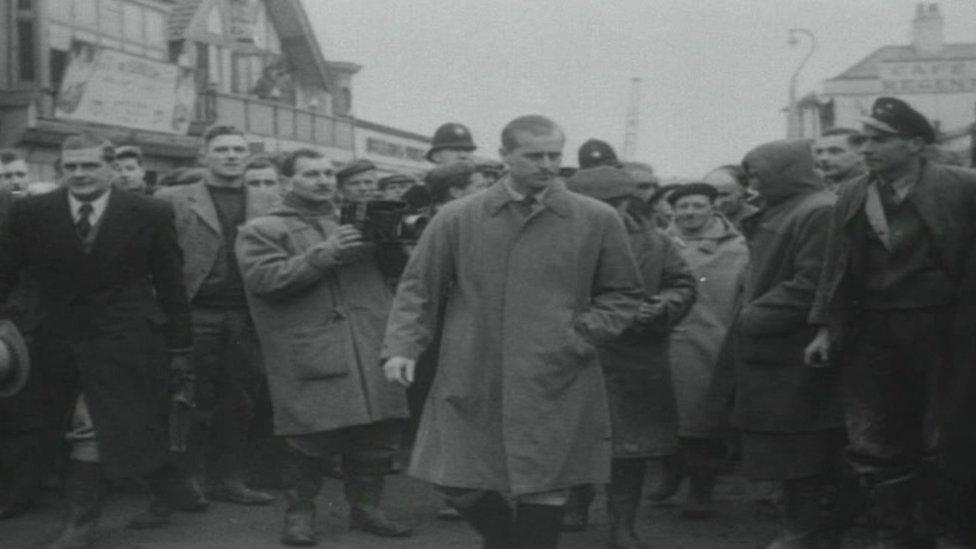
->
[484, 176, 572, 218]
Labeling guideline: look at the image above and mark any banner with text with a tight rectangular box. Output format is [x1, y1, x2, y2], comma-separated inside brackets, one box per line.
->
[55, 41, 197, 134]
[879, 60, 976, 94]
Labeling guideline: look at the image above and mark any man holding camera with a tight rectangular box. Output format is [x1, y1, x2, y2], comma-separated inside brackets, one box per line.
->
[337, 159, 380, 204]
[236, 148, 411, 546]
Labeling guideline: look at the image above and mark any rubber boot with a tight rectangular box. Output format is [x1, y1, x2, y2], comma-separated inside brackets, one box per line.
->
[46, 460, 103, 549]
[449, 491, 515, 549]
[608, 458, 649, 549]
[345, 474, 412, 537]
[128, 464, 177, 529]
[646, 453, 684, 502]
[516, 502, 565, 549]
[280, 449, 322, 547]
[561, 484, 595, 532]
[765, 476, 843, 549]
[866, 476, 916, 549]
[682, 472, 716, 519]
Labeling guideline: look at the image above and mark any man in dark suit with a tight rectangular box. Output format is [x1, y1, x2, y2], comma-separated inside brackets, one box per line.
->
[0, 133, 193, 549]
[805, 98, 976, 547]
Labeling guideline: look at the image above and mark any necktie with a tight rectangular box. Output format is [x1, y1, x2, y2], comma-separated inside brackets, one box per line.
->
[76, 202, 94, 239]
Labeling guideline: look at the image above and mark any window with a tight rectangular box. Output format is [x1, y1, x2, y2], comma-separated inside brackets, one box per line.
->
[206, 7, 222, 35]
[17, 0, 33, 11]
[74, 0, 96, 28]
[99, 0, 122, 37]
[145, 10, 165, 48]
[50, 48, 68, 90]
[18, 21, 36, 81]
[123, 3, 143, 43]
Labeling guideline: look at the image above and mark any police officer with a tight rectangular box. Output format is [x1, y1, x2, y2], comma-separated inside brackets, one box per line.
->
[578, 139, 622, 170]
[426, 123, 477, 165]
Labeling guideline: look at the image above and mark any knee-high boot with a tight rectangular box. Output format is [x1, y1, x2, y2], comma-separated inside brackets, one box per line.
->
[46, 460, 103, 549]
[448, 491, 515, 549]
[516, 502, 565, 549]
[280, 448, 322, 547]
[608, 458, 649, 549]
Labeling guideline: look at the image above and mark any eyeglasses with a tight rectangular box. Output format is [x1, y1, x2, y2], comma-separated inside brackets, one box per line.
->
[1, 171, 28, 179]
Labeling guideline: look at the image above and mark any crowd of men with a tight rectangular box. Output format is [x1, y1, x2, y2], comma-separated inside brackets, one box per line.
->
[0, 95, 975, 549]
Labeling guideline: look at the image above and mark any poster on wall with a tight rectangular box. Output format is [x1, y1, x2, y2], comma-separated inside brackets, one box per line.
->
[55, 41, 197, 134]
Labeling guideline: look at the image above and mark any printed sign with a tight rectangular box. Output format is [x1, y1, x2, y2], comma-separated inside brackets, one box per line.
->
[55, 41, 197, 134]
[879, 60, 976, 94]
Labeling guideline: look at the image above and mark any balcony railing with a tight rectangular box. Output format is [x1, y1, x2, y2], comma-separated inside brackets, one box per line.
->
[197, 91, 354, 150]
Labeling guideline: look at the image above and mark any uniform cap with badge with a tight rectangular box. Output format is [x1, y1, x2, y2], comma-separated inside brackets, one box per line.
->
[578, 139, 621, 170]
[426, 123, 477, 161]
[861, 97, 936, 144]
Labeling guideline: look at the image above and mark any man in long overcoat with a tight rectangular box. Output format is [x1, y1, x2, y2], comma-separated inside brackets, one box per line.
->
[735, 139, 842, 548]
[236, 149, 411, 546]
[0, 133, 193, 548]
[382, 115, 643, 549]
[806, 97, 976, 547]
[566, 166, 697, 549]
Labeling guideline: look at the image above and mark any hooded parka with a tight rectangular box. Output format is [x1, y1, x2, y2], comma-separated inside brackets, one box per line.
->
[382, 178, 643, 495]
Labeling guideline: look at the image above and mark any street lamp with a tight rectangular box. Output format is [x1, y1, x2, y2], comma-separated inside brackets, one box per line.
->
[787, 28, 817, 138]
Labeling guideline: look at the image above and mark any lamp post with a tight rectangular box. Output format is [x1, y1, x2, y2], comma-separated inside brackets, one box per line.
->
[787, 28, 817, 138]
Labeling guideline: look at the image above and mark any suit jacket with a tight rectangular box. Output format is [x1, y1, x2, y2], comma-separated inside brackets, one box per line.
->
[0, 187, 192, 477]
[155, 178, 278, 301]
[808, 161, 976, 347]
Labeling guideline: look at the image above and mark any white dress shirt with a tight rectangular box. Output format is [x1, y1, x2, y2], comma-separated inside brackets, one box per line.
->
[68, 188, 112, 226]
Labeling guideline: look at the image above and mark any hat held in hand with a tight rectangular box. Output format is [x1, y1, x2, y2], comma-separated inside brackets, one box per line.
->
[0, 320, 30, 398]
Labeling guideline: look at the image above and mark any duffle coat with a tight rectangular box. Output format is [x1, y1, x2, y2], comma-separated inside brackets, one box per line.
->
[235, 200, 408, 435]
[382, 179, 643, 495]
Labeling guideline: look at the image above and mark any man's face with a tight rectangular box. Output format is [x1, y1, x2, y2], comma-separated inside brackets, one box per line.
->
[624, 166, 659, 201]
[431, 148, 472, 165]
[1, 159, 29, 193]
[114, 157, 146, 192]
[340, 170, 378, 203]
[813, 134, 862, 181]
[61, 147, 115, 198]
[703, 169, 744, 217]
[673, 194, 714, 234]
[202, 134, 249, 179]
[382, 181, 413, 201]
[244, 167, 280, 189]
[860, 127, 922, 177]
[288, 156, 336, 203]
[500, 130, 564, 193]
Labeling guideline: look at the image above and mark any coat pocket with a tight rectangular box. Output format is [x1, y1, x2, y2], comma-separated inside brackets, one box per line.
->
[287, 318, 351, 380]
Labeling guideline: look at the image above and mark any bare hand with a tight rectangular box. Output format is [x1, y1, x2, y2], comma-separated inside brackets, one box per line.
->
[383, 356, 416, 387]
[803, 327, 831, 368]
[330, 225, 366, 260]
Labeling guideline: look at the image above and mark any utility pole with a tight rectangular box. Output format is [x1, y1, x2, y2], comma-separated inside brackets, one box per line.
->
[787, 28, 817, 138]
[623, 77, 641, 161]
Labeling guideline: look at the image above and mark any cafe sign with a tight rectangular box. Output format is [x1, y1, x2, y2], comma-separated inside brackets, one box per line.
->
[879, 60, 976, 94]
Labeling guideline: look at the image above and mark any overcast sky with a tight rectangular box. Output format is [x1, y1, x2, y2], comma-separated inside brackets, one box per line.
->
[303, 0, 976, 177]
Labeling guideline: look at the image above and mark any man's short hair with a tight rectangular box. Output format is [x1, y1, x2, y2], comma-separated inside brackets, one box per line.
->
[0, 150, 22, 165]
[710, 164, 748, 188]
[820, 127, 864, 147]
[500, 115, 563, 151]
[115, 145, 143, 165]
[201, 124, 245, 148]
[244, 155, 277, 174]
[62, 132, 115, 163]
[279, 148, 324, 178]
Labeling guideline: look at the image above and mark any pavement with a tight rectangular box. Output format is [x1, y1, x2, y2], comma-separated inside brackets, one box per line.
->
[1, 472, 875, 548]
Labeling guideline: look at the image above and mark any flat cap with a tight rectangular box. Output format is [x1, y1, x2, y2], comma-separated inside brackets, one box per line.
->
[666, 182, 718, 205]
[427, 123, 476, 161]
[378, 173, 417, 189]
[578, 139, 620, 170]
[336, 159, 377, 185]
[862, 97, 936, 144]
[566, 166, 640, 201]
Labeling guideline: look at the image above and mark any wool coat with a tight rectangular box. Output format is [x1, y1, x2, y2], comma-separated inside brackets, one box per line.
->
[235, 199, 408, 435]
[155, 178, 278, 301]
[382, 179, 643, 495]
[601, 224, 696, 458]
[0, 188, 192, 478]
[732, 139, 841, 434]
[667, 216, 748, 438]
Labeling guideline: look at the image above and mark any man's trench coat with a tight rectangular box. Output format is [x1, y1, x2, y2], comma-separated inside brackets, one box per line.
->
[382, 179, 643, 495]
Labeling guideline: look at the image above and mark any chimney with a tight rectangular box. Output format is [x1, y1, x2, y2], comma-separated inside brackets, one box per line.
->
[913, 3, 945, 53]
